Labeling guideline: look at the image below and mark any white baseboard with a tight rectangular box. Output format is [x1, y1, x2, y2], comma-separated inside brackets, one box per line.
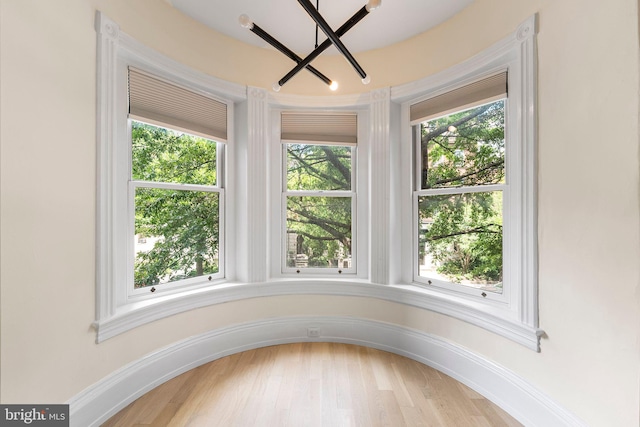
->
[68, 316, 585, 427]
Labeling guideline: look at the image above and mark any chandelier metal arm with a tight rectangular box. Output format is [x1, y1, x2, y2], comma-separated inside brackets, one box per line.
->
[277, 5, 370, 87]
[297, 0, 367, 79]
[248, 23, 333, 86]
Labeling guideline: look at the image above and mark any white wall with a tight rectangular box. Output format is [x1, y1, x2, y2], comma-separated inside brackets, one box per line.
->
[1, 0, 638, 426]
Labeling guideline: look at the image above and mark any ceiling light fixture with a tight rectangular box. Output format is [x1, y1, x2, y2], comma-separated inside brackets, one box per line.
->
[240, 0, 381, 91]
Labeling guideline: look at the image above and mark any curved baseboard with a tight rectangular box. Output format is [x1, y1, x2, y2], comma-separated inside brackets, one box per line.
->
[69, 316, 584, 427]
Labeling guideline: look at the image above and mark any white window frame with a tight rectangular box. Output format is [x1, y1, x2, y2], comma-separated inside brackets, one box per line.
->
[281, 142, 357, 275]
[123, 73, 228, 300]
[94, 12, 245, 342]
[412, 98, 509, 304]
[269, 109, 369, 279]
[127, 127, 225, 297]
[392, 15, 540, 349]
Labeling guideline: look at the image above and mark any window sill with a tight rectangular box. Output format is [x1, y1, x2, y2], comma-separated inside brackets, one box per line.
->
[93, 279, 543, 350]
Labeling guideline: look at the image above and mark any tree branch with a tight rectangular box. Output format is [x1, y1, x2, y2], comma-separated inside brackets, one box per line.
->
[288, 149, 347, 189]
[288, 230, 338, 242]
[289, 208, 351, 248]
[427, 224, 502, 241]
[289, 217, 349, 237]
[421, 104, 491, 144]
[428, 159, 504, 187]
[321, 147, 351, 184]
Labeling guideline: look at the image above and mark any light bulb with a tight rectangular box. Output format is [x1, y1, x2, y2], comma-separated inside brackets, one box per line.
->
[239, 14, 253, 29]
[361, 75, 371, 85]
[366, 0, 382, 12]
[329, 81, 339, 91]
[272, 82, 281, 92]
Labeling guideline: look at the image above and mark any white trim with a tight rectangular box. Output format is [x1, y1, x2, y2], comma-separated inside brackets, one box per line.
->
[269, 106, 370, 280]
[269, 91, 371, 108]
[70, 316, 584, 427]
[281, 143, 357, 274]
[130, 180, 222, 192]
[416, 183, 507, 196]
[396, 14, 539, 340]
[95, 11, 541, 352]
[413, 187, 507, 304]
[370, 88, 392, 284]
[95, 11, 121, 320]
[92, 279, 542, 349]
[241, 87, 270, 282]
[94, 11, 244, 340]
[283, 190, 355, 197]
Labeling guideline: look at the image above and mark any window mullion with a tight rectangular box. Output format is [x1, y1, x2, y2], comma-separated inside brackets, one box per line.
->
[131, 180, 220, 193]
[416, 183, 506, 197]
[285, 190, 354, 198]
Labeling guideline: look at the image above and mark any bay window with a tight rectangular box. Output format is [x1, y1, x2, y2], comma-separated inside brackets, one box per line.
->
[97, 11, 539, 348]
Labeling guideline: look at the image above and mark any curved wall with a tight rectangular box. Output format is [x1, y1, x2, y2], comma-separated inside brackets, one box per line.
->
[1, 0, 639, 426]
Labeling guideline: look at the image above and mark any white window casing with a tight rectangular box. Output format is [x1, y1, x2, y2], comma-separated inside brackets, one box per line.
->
[392, 14, 541, 349]
[94, 12, 244, 342]
[269, 109, 369, 279]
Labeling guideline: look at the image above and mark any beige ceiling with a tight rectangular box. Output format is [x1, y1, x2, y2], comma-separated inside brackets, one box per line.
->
[168, 0, 474, 55]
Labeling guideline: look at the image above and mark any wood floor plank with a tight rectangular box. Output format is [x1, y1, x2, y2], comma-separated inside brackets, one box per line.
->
[102, 343, 522, 427]
[472, 398, 523, 427]
[149, 402, 180, 426]
[389, 362, 416, 408]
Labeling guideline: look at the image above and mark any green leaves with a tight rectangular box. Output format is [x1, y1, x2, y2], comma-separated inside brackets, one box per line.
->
[132, 122, 217, 186]
[422, 101, 505, 189]
[418, 100, 505, 289]
[287, 144, 351, 191]
[285, 143, 353, 268]
[286, 196, 351, 267]
[132, 122, 220, 288]
[419, 192, 502, 284]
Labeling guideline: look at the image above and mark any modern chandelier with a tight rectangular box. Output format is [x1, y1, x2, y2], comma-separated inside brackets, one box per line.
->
[239, 0, 382, 92]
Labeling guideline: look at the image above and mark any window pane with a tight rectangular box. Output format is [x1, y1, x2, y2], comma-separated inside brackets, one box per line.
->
[421, 100, 504, 189]
[286, 144, 351, 191]
[134, 187, 219, 288]
[132, 121, 217, 186]
[418, 191, 503, 293]
[286, 196, 352, 268]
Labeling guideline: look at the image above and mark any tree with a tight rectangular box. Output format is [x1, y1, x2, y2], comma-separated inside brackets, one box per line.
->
[418, 100, 505, 285]
[131, 101, 504, 283]
[132, 122, 220, 288]
[285, 144, 352, 267]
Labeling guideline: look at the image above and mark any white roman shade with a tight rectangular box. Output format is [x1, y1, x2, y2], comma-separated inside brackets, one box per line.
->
[281, 112, 357, 146]
[410, 72, 507, 125]
[128, 68, 227, 141]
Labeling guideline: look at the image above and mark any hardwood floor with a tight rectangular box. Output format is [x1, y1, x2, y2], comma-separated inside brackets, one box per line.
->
[102, 342, 521, 427]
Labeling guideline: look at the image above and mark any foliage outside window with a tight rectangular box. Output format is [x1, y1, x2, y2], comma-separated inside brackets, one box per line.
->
[284, 143, 354, 271]
[131, 121, 223, 289]
[417, 100, 505, 293]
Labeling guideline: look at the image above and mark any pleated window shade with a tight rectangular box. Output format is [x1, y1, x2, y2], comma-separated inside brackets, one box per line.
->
[281, 112, 357, 146]
[128, 68, 227, 142]
[410, 72, 507, 125]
